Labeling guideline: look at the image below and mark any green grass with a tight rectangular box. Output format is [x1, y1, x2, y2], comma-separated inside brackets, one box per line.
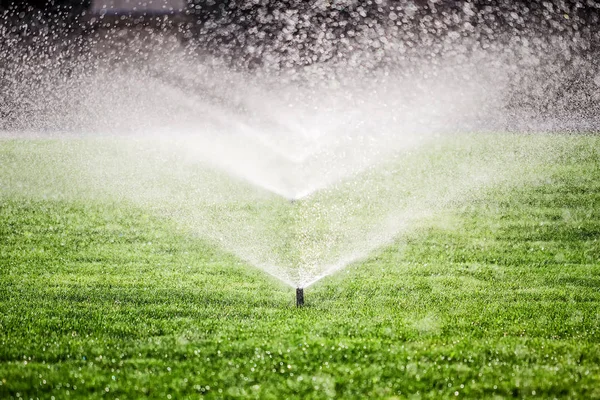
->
[1, 134, 599, 399]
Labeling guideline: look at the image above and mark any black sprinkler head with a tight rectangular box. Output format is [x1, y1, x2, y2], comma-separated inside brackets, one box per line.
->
[296, 288, 304, 307]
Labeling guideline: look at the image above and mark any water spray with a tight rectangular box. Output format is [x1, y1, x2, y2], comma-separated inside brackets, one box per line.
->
[3, 0, 599, 299]
[296, 288, 304, 307]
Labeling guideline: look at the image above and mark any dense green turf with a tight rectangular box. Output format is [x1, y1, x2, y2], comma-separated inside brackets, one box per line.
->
[1, 135, 599, 399]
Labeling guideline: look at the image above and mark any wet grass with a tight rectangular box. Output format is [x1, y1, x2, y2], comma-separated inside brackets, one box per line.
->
[1, 134, 600, 399]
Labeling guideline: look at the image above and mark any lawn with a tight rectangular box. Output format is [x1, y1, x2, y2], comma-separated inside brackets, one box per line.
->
[0, 134, 599, 399]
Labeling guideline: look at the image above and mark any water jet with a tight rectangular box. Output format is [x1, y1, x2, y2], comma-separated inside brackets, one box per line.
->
[2, 0, 598, 297]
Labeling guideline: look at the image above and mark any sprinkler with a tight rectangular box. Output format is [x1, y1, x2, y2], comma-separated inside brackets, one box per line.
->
[296, 288, 304, 307]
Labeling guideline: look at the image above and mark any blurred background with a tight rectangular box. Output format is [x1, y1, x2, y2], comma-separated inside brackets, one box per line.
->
[1, 0, 600, 132]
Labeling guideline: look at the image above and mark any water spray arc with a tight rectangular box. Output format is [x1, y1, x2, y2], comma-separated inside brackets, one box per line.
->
[2, 0, 599, 305]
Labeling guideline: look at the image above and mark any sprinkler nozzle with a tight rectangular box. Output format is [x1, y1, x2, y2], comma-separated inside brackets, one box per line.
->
[296, 288, 304, 307]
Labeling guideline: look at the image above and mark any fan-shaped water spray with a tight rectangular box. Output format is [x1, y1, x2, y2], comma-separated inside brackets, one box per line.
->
[1, 1, 599, 298]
